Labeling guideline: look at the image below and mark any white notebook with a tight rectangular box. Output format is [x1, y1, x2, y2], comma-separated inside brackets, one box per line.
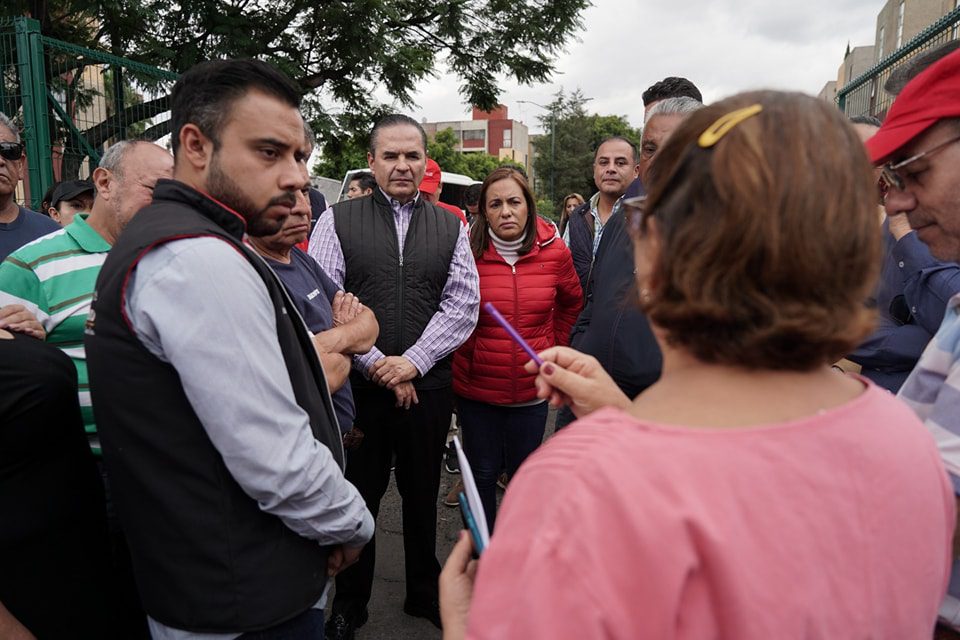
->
[453, 435, 491, 549]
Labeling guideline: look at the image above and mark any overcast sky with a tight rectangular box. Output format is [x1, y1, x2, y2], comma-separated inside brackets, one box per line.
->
[381, 0, 882, 134]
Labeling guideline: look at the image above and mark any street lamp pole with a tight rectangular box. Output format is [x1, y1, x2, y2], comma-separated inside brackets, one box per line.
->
[517, 100, 556, 207]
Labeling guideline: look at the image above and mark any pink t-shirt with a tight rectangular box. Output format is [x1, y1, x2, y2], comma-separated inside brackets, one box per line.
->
[466, 383, 954, 639]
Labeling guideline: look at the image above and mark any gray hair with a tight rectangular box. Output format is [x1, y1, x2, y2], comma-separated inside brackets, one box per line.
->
[0, 112, 21, 144]
[98, 140, 150, 178]
[884, 40, 960, 97]
[303, 119, 316, 150]
[850, 115, 882, 128]
[644, 96, 704, 125]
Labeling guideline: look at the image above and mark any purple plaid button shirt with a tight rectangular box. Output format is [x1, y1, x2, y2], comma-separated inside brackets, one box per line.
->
[307, 192, 479, 378]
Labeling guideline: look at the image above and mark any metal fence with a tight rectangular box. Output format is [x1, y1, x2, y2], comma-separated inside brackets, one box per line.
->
[838, 7, 960, 118]
[0, 17, 178, 209]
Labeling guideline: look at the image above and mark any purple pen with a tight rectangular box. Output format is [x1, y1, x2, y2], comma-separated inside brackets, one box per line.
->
[483, 302, 544, 366]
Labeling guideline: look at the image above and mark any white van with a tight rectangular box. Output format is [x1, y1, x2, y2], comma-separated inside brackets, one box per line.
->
[337, 169, 479, 208]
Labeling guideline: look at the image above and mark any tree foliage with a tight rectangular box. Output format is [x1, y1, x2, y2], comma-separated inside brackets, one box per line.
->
[531, 89, 642, 215]
[7, 0, 590, 161]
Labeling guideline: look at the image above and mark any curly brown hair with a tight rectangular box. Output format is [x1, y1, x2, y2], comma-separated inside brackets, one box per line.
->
[637, 91, 880, 370]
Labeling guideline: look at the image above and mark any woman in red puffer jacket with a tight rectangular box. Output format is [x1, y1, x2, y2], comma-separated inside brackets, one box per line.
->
[453, 167, 582, 530]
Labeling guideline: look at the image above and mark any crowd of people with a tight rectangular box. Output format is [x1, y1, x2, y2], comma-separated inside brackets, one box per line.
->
[1, 41, 960, 640]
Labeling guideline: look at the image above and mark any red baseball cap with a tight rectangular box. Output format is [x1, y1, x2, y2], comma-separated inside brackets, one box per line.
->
[419, 158, 441, 195]
[866, 48, 960, 164]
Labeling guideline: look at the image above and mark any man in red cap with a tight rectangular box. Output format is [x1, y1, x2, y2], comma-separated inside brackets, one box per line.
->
[879, 47, 960, 632]
[419, 158, 467, 225]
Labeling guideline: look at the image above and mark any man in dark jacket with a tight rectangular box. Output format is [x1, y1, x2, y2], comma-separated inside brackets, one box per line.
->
[558, 98, 702, 430]
[562, 136, 638, 294]
[84, 59, 373, 638]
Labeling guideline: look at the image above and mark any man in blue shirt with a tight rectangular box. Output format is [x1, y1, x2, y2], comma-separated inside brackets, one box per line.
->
[248, 182, 379, 436]
[846, 72, 960, 392]
[0, 112, 58, 261]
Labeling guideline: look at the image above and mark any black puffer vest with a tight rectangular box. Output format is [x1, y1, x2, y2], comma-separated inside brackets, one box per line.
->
[85, 180, 343, 632]
[333, 190, 460, 390]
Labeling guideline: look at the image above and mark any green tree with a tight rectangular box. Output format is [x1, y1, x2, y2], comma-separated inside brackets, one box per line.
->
[7, 0, 590, 170]
[427, 128, 469, 175]
[531, 89, 642, 213]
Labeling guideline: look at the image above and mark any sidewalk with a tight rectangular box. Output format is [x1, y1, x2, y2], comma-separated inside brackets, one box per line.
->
[327, 407, 558, 638]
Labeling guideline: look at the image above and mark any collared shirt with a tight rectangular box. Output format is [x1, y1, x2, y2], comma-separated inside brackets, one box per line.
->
[898, 294, 960, 493]
[307, 189, 479, 378]
[898, 292, 960, 627]
[893, 230, 960, 333]
[561, 192, 624, 257]
[125, 236, 374, 640]
[0, 213, 108, 452]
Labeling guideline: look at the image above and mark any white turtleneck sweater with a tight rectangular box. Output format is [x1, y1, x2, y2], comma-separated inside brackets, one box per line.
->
[488, 228, 527, 265]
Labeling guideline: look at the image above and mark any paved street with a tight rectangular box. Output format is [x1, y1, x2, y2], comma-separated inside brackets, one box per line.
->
[327, 408, 558, 639]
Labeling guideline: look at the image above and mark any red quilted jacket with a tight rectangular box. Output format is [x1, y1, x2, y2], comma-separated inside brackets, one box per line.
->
[453, 217, 583, 405]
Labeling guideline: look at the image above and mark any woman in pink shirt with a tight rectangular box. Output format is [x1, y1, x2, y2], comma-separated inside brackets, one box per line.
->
[439, 91, 955, 639]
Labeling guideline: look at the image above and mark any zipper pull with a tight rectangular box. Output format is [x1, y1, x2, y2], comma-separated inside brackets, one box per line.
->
[511, 265, 516, 274]
[399, 254, 404, 267]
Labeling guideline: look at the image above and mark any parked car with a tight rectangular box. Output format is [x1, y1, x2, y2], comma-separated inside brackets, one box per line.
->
[337, 168, 479, 208]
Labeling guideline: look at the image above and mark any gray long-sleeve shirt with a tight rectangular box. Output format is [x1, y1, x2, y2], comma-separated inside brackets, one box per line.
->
[124, 236, 373, 639]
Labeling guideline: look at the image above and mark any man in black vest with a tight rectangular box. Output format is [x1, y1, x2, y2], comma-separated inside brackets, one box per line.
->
[309, 114, 480, 638]
[84, 59, 373, 639]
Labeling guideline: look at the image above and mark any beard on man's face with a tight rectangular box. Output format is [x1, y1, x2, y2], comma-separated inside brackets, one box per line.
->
[207, 155, 296, 237]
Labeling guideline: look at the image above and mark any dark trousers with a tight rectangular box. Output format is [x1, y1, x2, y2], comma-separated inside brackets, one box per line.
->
[332, 385, 453, 620]
[97, 460, 150, 638]
[457, 397, 547, 531]
[554, 405, 577, 431]
[237, 609, 324, 639]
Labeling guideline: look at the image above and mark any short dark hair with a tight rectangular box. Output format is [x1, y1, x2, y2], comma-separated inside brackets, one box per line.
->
[642, 77, 703, 106]
[595, 135, 639, 164]
[350, 172, 378, 192]
[850, 115, 882, 127]
[369, 114, 427, 155]
[463, 183, 482, 207]
[40, 182, 59, 216]
[170, 59, 301, 155]
[640, 90, 879, 370]
[885, 40, 960, 96]
[471, 167, 538, 259]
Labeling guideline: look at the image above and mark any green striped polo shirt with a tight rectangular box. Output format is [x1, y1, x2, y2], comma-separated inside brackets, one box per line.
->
[0, 214, 110, 454]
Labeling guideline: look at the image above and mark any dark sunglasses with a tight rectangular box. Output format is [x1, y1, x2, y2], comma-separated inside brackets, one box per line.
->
[0, 141, 24, 161]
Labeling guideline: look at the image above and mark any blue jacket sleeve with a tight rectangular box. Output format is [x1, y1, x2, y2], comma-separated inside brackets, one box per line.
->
[895, 232, 960, 335]
[847, 315, 933, 370]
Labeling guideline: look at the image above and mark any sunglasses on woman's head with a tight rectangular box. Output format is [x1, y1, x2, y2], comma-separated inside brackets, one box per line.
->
[0, 142, 24, 161]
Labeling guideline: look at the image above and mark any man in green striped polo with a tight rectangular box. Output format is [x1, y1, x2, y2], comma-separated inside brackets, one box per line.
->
[0, 140, 173, 454]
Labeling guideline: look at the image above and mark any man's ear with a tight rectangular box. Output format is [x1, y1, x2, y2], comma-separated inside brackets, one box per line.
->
[92, 166, 111, 202]
[179, 124, 214, 173]
[367, 151, 375, 171]
[48, 206, 61, 223]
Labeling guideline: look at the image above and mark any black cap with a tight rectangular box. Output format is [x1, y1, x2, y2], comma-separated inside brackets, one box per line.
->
[51, 179, 94, 208]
